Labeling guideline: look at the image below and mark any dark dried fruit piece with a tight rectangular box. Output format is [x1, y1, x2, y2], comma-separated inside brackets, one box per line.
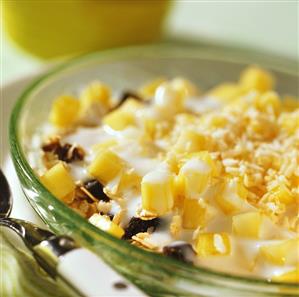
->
[42, 138, 85, 163]
[120, 91, 142, 102]
[83, 179, 110, 202]
[123, 217, 160, 240]
[163, 242, 196, 264]
[112, 91, 144, 111]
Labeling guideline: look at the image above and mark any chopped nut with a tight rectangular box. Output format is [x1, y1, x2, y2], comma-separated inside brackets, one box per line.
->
[42, 138, 85, 163]
[131, 233, 158, 250]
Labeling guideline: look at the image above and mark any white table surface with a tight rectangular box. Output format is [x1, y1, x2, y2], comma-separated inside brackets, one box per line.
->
[1, 1, 298, 85]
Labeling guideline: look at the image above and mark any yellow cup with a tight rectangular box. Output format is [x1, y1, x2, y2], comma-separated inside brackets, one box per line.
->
[2, 1, 170, 59]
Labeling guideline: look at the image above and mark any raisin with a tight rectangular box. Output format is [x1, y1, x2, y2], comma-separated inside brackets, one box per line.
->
[120, 91, 142, 102]
[123, 217, 160, 240]
[83, 179, 110, 202]
[163, 242, 196, 264]
[42, 139, 85, 163]
[112, 91, 144, 111]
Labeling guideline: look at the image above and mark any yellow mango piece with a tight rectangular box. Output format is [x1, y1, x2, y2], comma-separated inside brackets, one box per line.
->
[181, 151, 218, 177]
[272, 268, 299, 283]
[209, 115, 228, 128]
[89, 214, 124, 238]
[139, 77, 167, 98]
[256, 91, 281, 116]
[260, 238, 299, 266]
[178, 157, 212, 198]
[49, 95, 80, 127]
[154, 83, 184, 115]
[174, 130, 211, 153]
[102, 109, 135, 130]
[182, 199, 206, 229]
[119, 98, 143, 112]
[196, 232, 231, 257]
[118, 170, 141, 191]
[173, 175, 185, 208]
[232, 212, 266, 238]
[171, 77, 199, 97]
[209, 83, 243, 101]
[239, 66, 274, 92]
[142, 118, 157, 139]
[215, 178, 249, 214]
[80, 81, 111, 109]
[40, 162, 75, 200]
[102, 99, 142, 130]
[141, 169, 174, 215]
[88, 149, 123, 184]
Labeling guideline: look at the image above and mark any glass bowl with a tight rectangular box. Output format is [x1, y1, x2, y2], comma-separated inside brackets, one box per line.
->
[10, 46, 299, 296]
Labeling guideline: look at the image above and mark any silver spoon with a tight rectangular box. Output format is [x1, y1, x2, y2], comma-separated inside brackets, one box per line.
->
[0, 169, 146, 297]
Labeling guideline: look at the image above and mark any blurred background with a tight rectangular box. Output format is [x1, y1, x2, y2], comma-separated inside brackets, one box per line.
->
[1, 0, 298, 84]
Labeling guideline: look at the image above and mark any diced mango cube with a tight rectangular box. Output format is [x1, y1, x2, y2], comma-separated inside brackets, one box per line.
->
[215, 178, 249, 214]
[178, 157, 212, 198]
[88, 149, 123, 184]
[80, 81, 111, 109]
[182, 199, 206, 229]
[141, 169, 174, 215]
[256, 91, 281, 116]
[272, 268, 299, 283]
[171, 77, 199, 97]
[260, 238, 299, 266]
[154, 83, 184, 115]
[196, 232, 231, 257]
[139, 77, 167, 98]
[239, 66, 274, 92]
[173, 174, 185, 208]
[49, 95, 80, 127]
[40, 162, 75, 201]
[120, 98, 143, 112]
[142, 118, 157, 139]
[89, 214, 124, 238]
[174, 130, 211, 153]
[232, 212, 266, 238]
[102, 99, 142, 130]
[182, 151, 218, 177]
[209, 83, 243, 101]
[118, 170, 141, 192]
[209, 115, 228, 128]
[102, 109, 135, 130]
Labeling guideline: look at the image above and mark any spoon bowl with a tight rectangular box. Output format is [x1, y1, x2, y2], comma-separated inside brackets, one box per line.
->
[0, 168, 146, 296]
[0, 169, 13, 219]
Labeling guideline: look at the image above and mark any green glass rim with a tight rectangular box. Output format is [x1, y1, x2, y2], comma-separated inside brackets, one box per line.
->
[9, 44, 299, 289]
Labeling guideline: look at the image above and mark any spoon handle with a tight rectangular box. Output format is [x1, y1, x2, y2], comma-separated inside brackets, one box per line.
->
[57, 248, 146, 297]
[0, 218, 146, 296]
[32, 235, 146, 296]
